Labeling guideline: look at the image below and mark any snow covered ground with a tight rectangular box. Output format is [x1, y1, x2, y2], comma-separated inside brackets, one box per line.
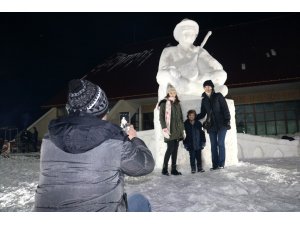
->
[1, 153, 299, 212]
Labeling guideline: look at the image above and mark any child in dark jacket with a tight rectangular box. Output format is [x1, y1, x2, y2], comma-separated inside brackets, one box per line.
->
[183, 110, 206, 173]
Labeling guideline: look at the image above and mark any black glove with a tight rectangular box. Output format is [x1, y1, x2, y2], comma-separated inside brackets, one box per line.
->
[225, 121, 231, 130]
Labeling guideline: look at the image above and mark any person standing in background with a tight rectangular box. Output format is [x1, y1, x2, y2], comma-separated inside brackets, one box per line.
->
[32, 127, 38, 152]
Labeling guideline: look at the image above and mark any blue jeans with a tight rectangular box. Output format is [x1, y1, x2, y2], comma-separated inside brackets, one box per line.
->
[189, 149, 202, 170]
[127, 193, 151, 212]
[208, 127, 227, 168]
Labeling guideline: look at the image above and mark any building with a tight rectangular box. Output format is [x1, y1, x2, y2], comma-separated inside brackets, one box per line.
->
[29, 14, 300, 137]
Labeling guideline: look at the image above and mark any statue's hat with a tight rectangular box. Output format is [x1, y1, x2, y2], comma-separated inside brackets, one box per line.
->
[173, 19, 199, 42]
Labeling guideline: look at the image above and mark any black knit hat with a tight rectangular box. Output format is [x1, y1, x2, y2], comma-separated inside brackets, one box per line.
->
[203, 80, 214, 88]
[66, 79, 109, 117]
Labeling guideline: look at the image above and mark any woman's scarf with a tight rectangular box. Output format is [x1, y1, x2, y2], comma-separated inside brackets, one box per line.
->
[165, 97, 175, 132]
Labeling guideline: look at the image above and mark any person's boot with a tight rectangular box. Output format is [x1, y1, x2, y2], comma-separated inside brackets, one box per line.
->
[171, 170, 182, 175]
[191, 166, 196, 174]
[171, 165, 182, 175]
[162, 168, 169, 176]
[209, 167, 219, 171]
[197, 165, 205, 173]
[197, 168, 205, 173]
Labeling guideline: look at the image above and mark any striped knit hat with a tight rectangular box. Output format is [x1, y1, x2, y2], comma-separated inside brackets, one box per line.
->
[66, 79, 108, 117]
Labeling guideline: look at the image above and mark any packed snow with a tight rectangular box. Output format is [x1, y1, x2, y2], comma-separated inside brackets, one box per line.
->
[1, 153, 299, 212]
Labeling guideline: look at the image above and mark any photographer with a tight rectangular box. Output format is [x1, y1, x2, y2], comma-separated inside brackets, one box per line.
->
[34, 79, 155, 212]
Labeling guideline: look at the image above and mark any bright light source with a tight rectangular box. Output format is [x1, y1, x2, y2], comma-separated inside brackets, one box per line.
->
[241, 63, 246, 70]
[271, 49, 277, 56]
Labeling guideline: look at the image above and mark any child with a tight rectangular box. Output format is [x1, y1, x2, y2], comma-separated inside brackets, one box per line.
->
[183, 110, 206, 173]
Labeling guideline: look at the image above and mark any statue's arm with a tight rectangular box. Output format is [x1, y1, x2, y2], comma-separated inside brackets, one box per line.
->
[158, 48, 175, 71]
[197, 47, 224, 72]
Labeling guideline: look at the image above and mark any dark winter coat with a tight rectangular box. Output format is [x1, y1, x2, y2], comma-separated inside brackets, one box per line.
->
[34, 112, 155, 212]
[183, 120, 206, 151]
[197, 92, 231, 133]
[159, 99, 184, 142]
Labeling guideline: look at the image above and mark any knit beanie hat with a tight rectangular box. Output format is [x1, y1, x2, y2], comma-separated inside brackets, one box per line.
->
[203, 80, 214, 88]
[66, 79, 109, 117]
[167, 84, 176, 93]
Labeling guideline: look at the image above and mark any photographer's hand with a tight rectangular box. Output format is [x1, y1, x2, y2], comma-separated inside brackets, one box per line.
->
[126, 125, 137, 140]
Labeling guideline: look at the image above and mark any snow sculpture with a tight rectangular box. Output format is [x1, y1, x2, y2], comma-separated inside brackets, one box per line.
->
[152, 19, 238, 170]
[156, 19, 228, 101]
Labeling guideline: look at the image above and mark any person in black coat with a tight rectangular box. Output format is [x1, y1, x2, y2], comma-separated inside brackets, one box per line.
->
[183, 110, 206, 173]
[197, 80, 231, 170]
[32, 127, 38, 152]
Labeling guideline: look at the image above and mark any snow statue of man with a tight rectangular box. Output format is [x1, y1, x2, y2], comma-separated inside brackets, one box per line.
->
[156, 18, 228, 101]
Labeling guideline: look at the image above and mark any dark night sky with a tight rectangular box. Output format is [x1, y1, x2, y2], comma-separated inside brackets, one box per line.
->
[0, 12, 292, 129]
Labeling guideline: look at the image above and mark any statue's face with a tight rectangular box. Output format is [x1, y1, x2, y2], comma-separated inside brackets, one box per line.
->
[180, 29, 197, 45]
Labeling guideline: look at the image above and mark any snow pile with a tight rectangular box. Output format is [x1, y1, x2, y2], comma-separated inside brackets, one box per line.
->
[125, 159, 300, 212]
[237, 133, 300, 159]
[0, 153, 40, 212]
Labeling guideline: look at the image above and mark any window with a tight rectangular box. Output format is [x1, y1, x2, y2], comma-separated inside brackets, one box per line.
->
[286, 111, 296, 120]
[255, 104, 264, 112]
[235, 100, 300, 136]
[287, 121, 297, 134]
[275, 112, 285, 120]
[276, 121, 286, 134]
[246, 113, 254, 122]
[255, 112, 265, 122]
[264, 103, 274, 112]
[142, 112, 154, 130]
[256, 122, 266, 135]
[246, 123, 255, 135]
[245, 105, 253, 113]
[265, 112, 275, 121]
[266, 121, 276, 135]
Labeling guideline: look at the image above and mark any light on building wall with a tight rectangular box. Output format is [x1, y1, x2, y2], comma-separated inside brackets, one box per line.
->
[266, 49, 277, 58]
[241, 63, 246, 70]
[270, 49, 277, 56]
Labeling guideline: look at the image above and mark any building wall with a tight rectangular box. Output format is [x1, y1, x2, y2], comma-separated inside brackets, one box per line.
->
[27, 108, 58, 140]
[229, 82, 300, 105]
[107, 99, 139, 126]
